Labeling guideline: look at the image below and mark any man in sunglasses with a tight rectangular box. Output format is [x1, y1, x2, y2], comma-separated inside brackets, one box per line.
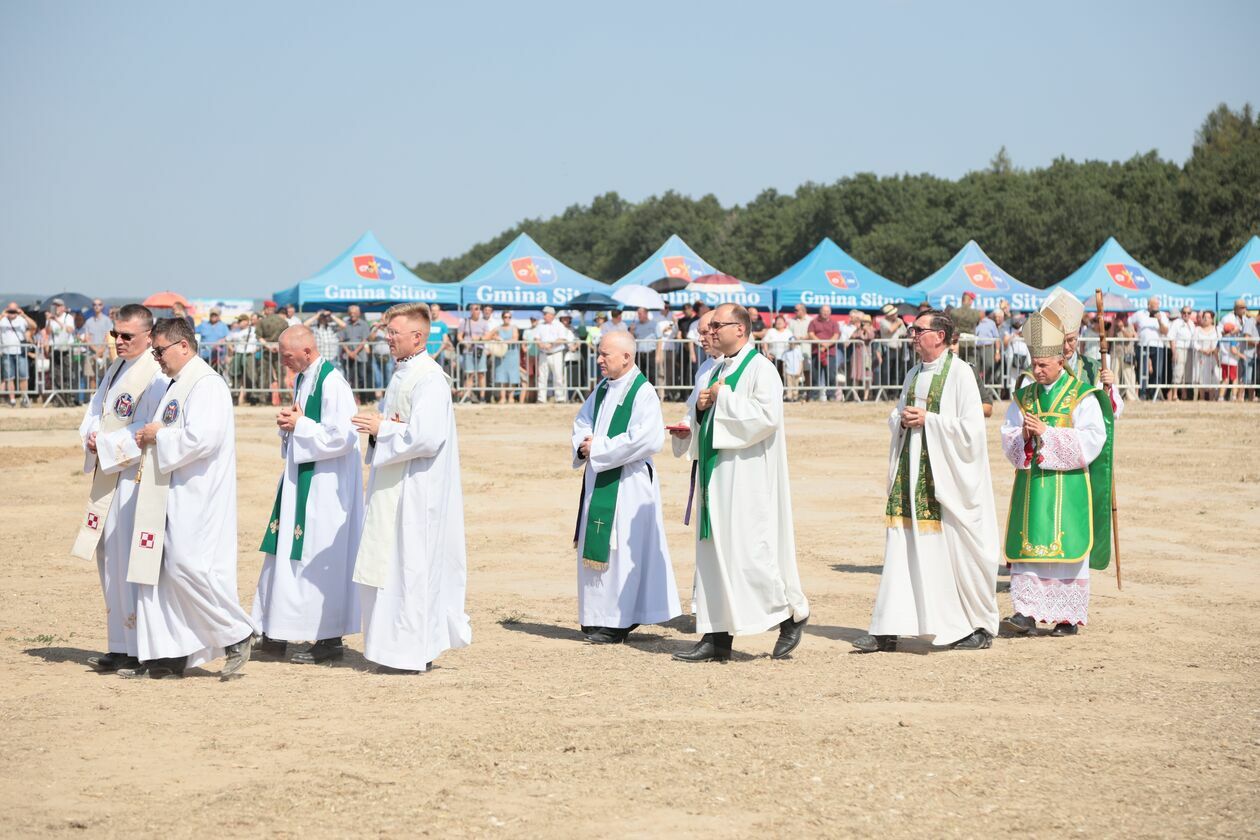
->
[71, 304, 168, 675]
[854, 309, 1000, 654]
[670, 303, 809, 663]
[120, 318, 256, 679]
[1166, 305, 1197, 402]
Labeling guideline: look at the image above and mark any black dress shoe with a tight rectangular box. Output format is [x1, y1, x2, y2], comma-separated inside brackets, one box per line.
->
[221, 634, 254, 678]
[1050, 622, 1079, 636]
[586, 628, 623, 645]
[772, 615, 808, 659]
[291, 638, 346, 664]
[951, 629, 993, 650]
[671, 632, 733, 663]
[1000, 614, 1036, 635]
[120, 657, 185, 679]
[852, 634, 897, 653]
[580, 625, 595, 635]
[87, 651, 130, 672]
[375, 664, 421, 675]
[254, 635, 288, 657]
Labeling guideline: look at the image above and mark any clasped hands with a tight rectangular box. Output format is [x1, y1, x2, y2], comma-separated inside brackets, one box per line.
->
[899, 406, 927, 429]
[695, 381, 724, 412]
[134, 422, 161, 447]
[1021, 413, 1047, 440]
[351, 410, 383, 437]
[277, 401, 303, 432]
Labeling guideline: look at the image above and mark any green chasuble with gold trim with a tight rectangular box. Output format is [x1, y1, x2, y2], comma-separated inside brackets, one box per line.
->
[1004, 370, 1114, 570]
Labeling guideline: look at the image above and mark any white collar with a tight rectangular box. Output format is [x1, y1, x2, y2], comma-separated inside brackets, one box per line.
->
[606, 365, 640, 388]
[1041, 370, 1068, 392]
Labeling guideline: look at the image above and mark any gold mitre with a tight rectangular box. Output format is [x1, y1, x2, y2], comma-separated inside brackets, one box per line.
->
[1023, 312, 1066, 359]
[1039, 288, 1085, 335]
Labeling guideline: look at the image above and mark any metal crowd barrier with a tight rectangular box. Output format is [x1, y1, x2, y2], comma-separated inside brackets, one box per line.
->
[5, 333, 1257, 408]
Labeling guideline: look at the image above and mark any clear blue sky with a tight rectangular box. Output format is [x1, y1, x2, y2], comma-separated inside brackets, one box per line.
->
[2, 0, 1257, 299]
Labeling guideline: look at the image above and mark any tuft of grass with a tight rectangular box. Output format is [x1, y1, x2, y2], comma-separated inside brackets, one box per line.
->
[497, 612, 526, 626]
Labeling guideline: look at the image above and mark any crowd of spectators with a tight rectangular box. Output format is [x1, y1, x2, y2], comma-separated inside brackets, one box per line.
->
[1, 295, 1256, 408]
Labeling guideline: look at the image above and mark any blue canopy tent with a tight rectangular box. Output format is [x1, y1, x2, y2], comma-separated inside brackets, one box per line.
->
[612, 234, 773, 308]
[273, 231, 459, 311]
[457, 233, 607, 308]
[1051, 237, 1212, 311]
[764, 238, 923, 311]
[911, 241, 1046, 311]
[1189, 236, 1260, 310]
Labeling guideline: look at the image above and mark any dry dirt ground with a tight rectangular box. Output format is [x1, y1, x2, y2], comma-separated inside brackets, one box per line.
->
[1, 399, 1257, 839]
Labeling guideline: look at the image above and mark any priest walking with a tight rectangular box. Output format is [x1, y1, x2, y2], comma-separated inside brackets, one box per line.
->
[352, 303, 471, 674]
[853, 309, 1000, 653]
[123, 318, 255, 679]
[571, 331, 681, 644]
[669, 303, 809, 662]
[73, 304, 168, 673]
[252, 326, 363, 664]
[999, 312, 1114, 637]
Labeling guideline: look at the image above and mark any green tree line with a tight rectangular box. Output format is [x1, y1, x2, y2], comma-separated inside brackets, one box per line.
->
[412, 104, 1260, 291]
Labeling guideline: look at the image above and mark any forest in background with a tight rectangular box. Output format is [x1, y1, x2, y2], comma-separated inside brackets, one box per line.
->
[412, 104, 1260, 289]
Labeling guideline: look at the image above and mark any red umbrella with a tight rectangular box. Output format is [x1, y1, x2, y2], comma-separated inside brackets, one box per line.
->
[143, 291, 194, 312]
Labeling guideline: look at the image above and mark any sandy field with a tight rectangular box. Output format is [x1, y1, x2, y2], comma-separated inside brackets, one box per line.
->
[1, 398, 1257, 839]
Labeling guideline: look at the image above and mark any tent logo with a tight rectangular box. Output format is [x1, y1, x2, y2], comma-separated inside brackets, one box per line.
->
[1250, 261, 1260, 281]
[965, 262, 1007, 291]
[662, 256, 707, 282]
[825, 270, 859, 290]
[353, 255, 395, 282]
[1105, 263, 1149, 291]
[511, 256, 557, 286]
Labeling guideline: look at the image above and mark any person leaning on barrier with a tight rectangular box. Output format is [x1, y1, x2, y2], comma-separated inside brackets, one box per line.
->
[1220, 299, 1258, 399]
[1, 302, 36, 406]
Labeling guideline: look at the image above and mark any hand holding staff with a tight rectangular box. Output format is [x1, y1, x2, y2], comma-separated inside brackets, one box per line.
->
[1095, 289, 1122, 591]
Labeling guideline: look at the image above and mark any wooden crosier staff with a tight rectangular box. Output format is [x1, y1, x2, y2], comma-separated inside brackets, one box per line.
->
[1094, 288, 1122, 590]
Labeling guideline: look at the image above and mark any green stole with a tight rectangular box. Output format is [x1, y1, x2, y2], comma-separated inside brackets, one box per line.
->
[885, 351, 954, 532]
[696, 348, 758, 540]
[259, 360, 335, 561]
[580, 372, 649, 569]
[1003, 370, 1114, 569]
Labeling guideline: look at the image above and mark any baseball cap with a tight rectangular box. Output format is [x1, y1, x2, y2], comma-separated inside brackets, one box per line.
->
[962, 291, 977, 301]
[542, 306, 556, 315]
[263, 300, 277, 308]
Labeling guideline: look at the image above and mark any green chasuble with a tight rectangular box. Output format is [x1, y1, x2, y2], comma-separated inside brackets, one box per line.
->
[580, 372, 649, 569]
[259, 360, 335, 561]
[696, 349, 759, 540]
[885, 352, 954, 533]
[1004, 370, 1114, 570]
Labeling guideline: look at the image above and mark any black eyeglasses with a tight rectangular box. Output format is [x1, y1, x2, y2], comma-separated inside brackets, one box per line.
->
[151, 341, 181, 359]
[709, 321, 741, 330]
[908, 326, 944, 336]
[111, 329, 149, 341]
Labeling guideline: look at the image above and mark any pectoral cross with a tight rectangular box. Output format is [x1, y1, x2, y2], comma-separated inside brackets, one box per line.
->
[592, 518, 606, 533]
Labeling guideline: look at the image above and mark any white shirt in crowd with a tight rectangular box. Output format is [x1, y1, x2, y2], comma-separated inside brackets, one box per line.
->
[533, 320, 573, 354]
[1129, 309, 1170, 348]
[229, 325, 259, 355]
[1167, 316, 1196, 351]
[762, 327, 794, 358]
[1, 315, 28, 354]
[49, 312, 76, 347]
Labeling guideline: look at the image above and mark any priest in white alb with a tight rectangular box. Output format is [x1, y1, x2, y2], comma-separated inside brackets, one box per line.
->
[853, 309, 1000, 653]
[73, 304, 168, 673]
[252, 325, 363, 664]
[672, 308, 718, 531]
[351, 303, 471, 674]
[122, 318, 255, 679]
[571, 330, 681, 644]
[1040, 288, 1124, 417]
[668, 303, 809, 663]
